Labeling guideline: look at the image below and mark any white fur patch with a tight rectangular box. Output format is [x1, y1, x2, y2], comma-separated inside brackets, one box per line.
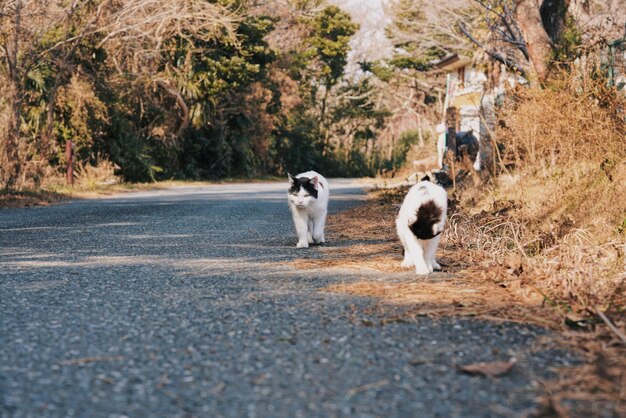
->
[396, 180, 448, 275]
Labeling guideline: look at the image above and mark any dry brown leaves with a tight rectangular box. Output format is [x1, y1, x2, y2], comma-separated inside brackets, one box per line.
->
[541, 330, 626, 417]
[458, 359, 517, 378]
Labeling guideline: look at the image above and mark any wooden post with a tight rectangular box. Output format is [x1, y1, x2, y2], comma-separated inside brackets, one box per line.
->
[445, 107, 457, 155]
[445, 107, 458, 189]
[65, 140, 74, 185]
[417, 114, 424, 147]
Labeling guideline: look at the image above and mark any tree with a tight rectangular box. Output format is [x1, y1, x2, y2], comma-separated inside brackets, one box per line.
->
[0, 1, 109, 188]
[460, 0, 624, 83]
[303, 6, 358, 154]
[0, 0, 241, 188]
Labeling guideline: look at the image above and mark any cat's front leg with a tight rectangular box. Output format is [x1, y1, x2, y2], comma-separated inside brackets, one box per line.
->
[312, 211, 327, 244]
[307, 219, 314, 244]
[424, 234, 442, 271]
[415, 259, 431, 275]
[401, 250, 414, 267]
[292, 211, 309, 248]
[397, 220, 414, 267]
[405, 233, 430, 275]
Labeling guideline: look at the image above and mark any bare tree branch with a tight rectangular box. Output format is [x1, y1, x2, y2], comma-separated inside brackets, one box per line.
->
[457, 22, 528, 77]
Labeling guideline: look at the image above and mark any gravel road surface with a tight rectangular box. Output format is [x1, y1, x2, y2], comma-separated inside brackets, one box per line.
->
[0, 181, 575, 417]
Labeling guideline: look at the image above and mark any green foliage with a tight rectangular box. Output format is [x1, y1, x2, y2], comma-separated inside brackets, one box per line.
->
[110, 11, 278, 181]
[359, 61, 393, 82]
[385, 0, 447, 72]
[388, 55, 431, 71]
[551, 16, 582, 63]
[391, 130, 421, 168]
[271, 111, 324, 175]
[305, 6, 358, 88]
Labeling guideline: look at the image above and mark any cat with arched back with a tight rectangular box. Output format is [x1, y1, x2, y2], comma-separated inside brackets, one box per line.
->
[287, 171, 329, 248]
[396, 175, 448, 275]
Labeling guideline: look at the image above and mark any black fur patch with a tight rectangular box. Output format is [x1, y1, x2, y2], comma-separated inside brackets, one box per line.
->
[421, 175, 431, 182]
[409, 200, 442, 240]
[288, 175, 318, 199]
[456, 131, 479, 160]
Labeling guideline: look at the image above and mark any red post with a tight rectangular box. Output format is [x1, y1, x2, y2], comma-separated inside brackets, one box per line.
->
[65, 140, 74, 185]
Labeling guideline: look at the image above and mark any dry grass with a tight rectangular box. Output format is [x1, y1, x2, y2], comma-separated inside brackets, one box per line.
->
[486, 76, 626, 415]
[478, 74, 626, 310]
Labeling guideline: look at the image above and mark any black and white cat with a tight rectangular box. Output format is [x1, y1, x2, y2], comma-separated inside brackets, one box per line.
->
[287, 171, 329, 248]
[396, 176, 447, 275]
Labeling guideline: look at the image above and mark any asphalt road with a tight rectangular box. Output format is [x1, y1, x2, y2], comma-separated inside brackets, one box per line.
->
[0, 181, 576, 418]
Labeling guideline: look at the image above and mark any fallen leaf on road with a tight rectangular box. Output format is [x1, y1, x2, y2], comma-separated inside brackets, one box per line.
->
[208, 382, 225, 395]
[58, 355, 124, 367]
[345, 379, 389, 399]
[458, 358, 516, 378]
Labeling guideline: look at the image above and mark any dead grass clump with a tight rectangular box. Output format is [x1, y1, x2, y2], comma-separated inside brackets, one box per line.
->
[442, 201, 625, 311]
[73, 159, 122, 190]
[499, 74, 625, 169]
[446, 73, 626, 311]
[495, 74, 625, 244]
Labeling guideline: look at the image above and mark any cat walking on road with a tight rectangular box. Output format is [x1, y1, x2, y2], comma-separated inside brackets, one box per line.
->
[396, 176, 447, 275]
[287, 171, 329, 248]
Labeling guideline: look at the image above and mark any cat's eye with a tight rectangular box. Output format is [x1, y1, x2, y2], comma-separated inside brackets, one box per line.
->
[303, 193, 311, 197]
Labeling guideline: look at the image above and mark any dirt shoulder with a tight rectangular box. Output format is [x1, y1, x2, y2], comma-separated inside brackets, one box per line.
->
[0, 178, 284, 209]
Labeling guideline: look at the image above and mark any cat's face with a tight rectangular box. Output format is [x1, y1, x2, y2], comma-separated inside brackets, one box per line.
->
[288, 174, 319, 208]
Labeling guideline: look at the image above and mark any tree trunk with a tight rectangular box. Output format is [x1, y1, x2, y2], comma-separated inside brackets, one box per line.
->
[539, 0, 569, 42]
[515, 0, 554, 83]
[2, 85, 23, 191]
[319, 85, 331, 156]
[41, 72, 64, 157]
[2, 1, 24, 190]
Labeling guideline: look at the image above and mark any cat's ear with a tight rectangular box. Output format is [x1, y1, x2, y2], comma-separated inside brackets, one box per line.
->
[311, 176, 319, 189]
[288, 173, 295, 185]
